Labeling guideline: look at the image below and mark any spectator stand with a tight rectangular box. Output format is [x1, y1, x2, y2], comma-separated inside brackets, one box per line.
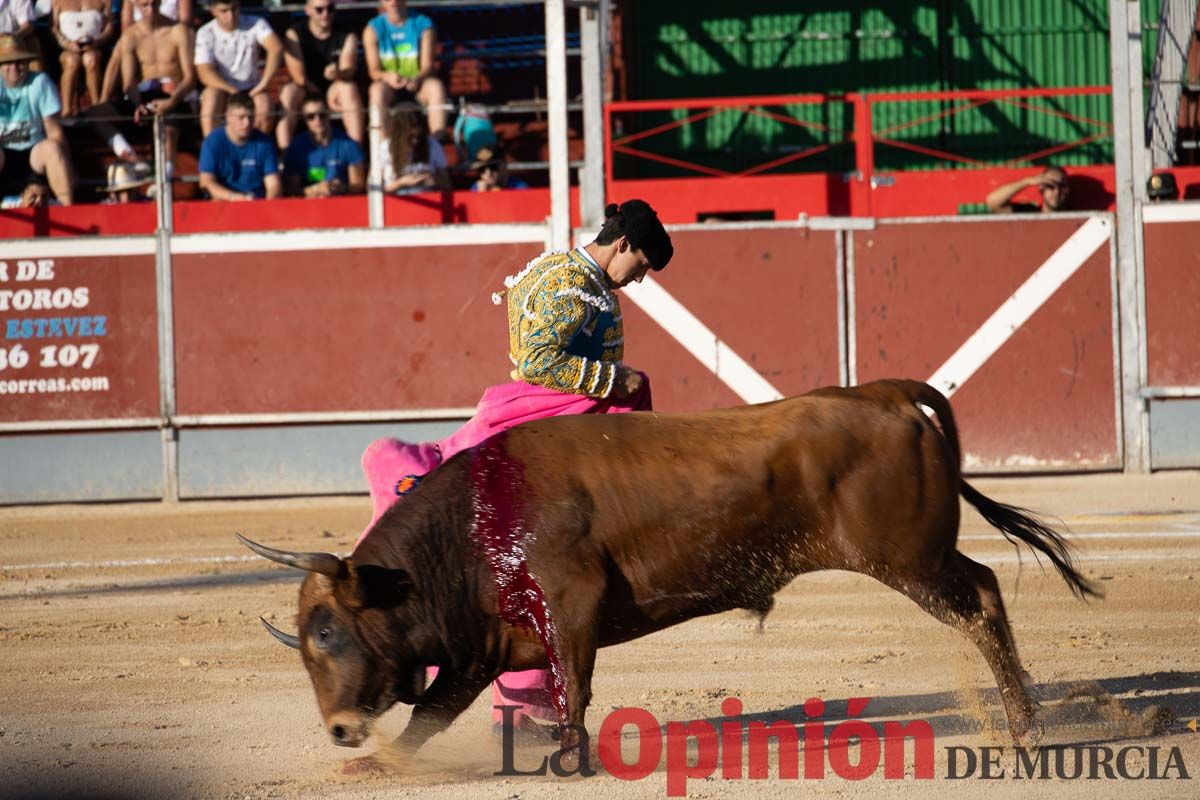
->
[15, 0, 600, 226]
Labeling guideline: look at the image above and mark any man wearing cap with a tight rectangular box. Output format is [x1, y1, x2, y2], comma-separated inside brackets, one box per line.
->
[349, 199, 674, 749]
[0, 33, 73, 204]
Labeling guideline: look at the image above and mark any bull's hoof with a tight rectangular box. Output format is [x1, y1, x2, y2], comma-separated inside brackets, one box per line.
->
[339, 755, 390, 777]
[492, 718, 560, 747]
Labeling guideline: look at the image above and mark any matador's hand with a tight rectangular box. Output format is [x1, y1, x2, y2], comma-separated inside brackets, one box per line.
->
[614, 367, 643, 399]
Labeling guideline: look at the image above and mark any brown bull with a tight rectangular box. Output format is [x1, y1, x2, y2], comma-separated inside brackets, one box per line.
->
[240, 379, 1096, 763]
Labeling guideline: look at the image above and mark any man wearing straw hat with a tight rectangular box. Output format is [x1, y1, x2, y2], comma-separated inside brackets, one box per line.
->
[0, 33, 73, 204]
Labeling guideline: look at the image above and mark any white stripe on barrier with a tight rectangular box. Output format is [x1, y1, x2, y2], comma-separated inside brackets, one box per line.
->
[170, 223, 549, 254]
[622, 276, 785, 405]
[927, 216, 1112, 398]
[1141, 201, 1200, 223]
[1, 236, 157, 258]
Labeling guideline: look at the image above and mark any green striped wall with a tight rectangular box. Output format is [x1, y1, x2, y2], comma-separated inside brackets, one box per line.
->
[618, 1, 1162, 177]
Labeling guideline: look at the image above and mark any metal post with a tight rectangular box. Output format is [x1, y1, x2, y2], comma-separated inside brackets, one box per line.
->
[545, 0, 571, 249]
[851, 94, 874, 217]
[1110, 0, 1150, 473]
[152, 116, 179, 500]
[579, 0, 607, 227]
[368, 104, 385, 229]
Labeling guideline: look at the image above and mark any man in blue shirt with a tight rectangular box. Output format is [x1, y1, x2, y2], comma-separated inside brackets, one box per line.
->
[0, 34, 74, 204]
[198, 91, 281, 200]
[283, 93, 363, 196]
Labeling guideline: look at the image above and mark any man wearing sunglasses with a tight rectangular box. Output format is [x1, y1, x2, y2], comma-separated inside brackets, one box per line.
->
[277, 0, 362, 150]
[283, 93, 363, 197]
[985, 165, 1071, 214]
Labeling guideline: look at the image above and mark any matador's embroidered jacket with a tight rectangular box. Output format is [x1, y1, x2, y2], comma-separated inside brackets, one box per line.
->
[500, 248, 624, 398]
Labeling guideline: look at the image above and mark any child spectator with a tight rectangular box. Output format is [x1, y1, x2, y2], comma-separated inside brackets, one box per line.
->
[470, 146, 527, 192]
[0, 172, 53, 207]
[0, 34, 73, 204]
[283, 93, 363, 196]
[195, 0, 282, 137]
[198, 90, 280, 200]
[277, 0, 362, 149]
[51, 0, 114, 115]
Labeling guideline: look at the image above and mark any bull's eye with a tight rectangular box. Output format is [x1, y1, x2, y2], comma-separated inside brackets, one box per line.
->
[318, 628, 330, 641]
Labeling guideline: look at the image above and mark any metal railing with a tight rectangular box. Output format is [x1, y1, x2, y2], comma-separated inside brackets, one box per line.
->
[606, 86, 1116, 186]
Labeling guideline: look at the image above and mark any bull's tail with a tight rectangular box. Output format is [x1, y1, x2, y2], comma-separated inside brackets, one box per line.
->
[960, 482, 1100, 599]
[900, 380, 1101, 600]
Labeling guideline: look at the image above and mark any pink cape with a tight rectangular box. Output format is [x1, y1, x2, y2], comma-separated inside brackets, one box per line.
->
[355, 376, 652, 724]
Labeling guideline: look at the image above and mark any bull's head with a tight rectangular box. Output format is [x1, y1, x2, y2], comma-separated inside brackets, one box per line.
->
[237, 533, 428, 748]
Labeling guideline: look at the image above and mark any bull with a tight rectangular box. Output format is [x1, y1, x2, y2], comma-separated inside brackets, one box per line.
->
[239, 379, 1096, 765]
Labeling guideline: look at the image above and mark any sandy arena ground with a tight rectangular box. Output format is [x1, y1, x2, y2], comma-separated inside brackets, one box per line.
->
[2, 471, 1199, 799]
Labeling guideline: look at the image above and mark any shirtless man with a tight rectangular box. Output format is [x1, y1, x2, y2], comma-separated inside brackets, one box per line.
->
[51, 0, 114, 115]
[109, 0, 195, 168]
[100, 0, 192, 102]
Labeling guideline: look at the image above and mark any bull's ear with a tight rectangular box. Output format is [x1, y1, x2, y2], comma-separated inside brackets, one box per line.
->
[339, 564, 413, 609]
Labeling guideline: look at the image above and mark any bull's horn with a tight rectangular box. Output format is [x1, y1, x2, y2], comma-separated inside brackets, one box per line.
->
[260, 616, 301, 650]
[235, 532, 342, 577]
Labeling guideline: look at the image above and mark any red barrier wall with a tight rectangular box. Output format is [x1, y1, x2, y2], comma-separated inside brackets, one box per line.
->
[853, 219, 1118, 469]
[171, 242, 543, 414]
[5, 166, 1200, 237]
[0, 253, 159, 422]
[1143, 222, 1200, 387]
[623, 227, 841, 412]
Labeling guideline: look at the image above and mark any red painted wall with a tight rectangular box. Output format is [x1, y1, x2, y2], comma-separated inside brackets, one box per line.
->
[625, 227, 841, 412]
[1143, 222, 1200, 387]
[4, 166, 1200, 237]
[853, 219, 1118, 469]
[171, 243, 542, 415]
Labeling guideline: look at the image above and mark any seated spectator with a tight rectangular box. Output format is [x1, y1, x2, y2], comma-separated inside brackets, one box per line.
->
[195, 0, 281, 137]
[100, 160, 151, 203]
[453, 101, 495, 162]
[283, 93, 363, 196]
[51, 0, 114, 115]
[0, 34, 73, 203]
[363, 0, 446, 140]
[198, 90, 280, 200]
[470, 146, 527, 192]
[277, 0, 362, 149]
[101, 0, 196, 172]
[378, 108, 447, 193]
[985, 166, 1070, 214]
[0, 171, 53, 207]
[0, 0, 39, 66]
[101, 0, 191, 101]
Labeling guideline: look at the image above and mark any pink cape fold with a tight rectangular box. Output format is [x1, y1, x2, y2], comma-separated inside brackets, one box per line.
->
[357, 376, 651, 546]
